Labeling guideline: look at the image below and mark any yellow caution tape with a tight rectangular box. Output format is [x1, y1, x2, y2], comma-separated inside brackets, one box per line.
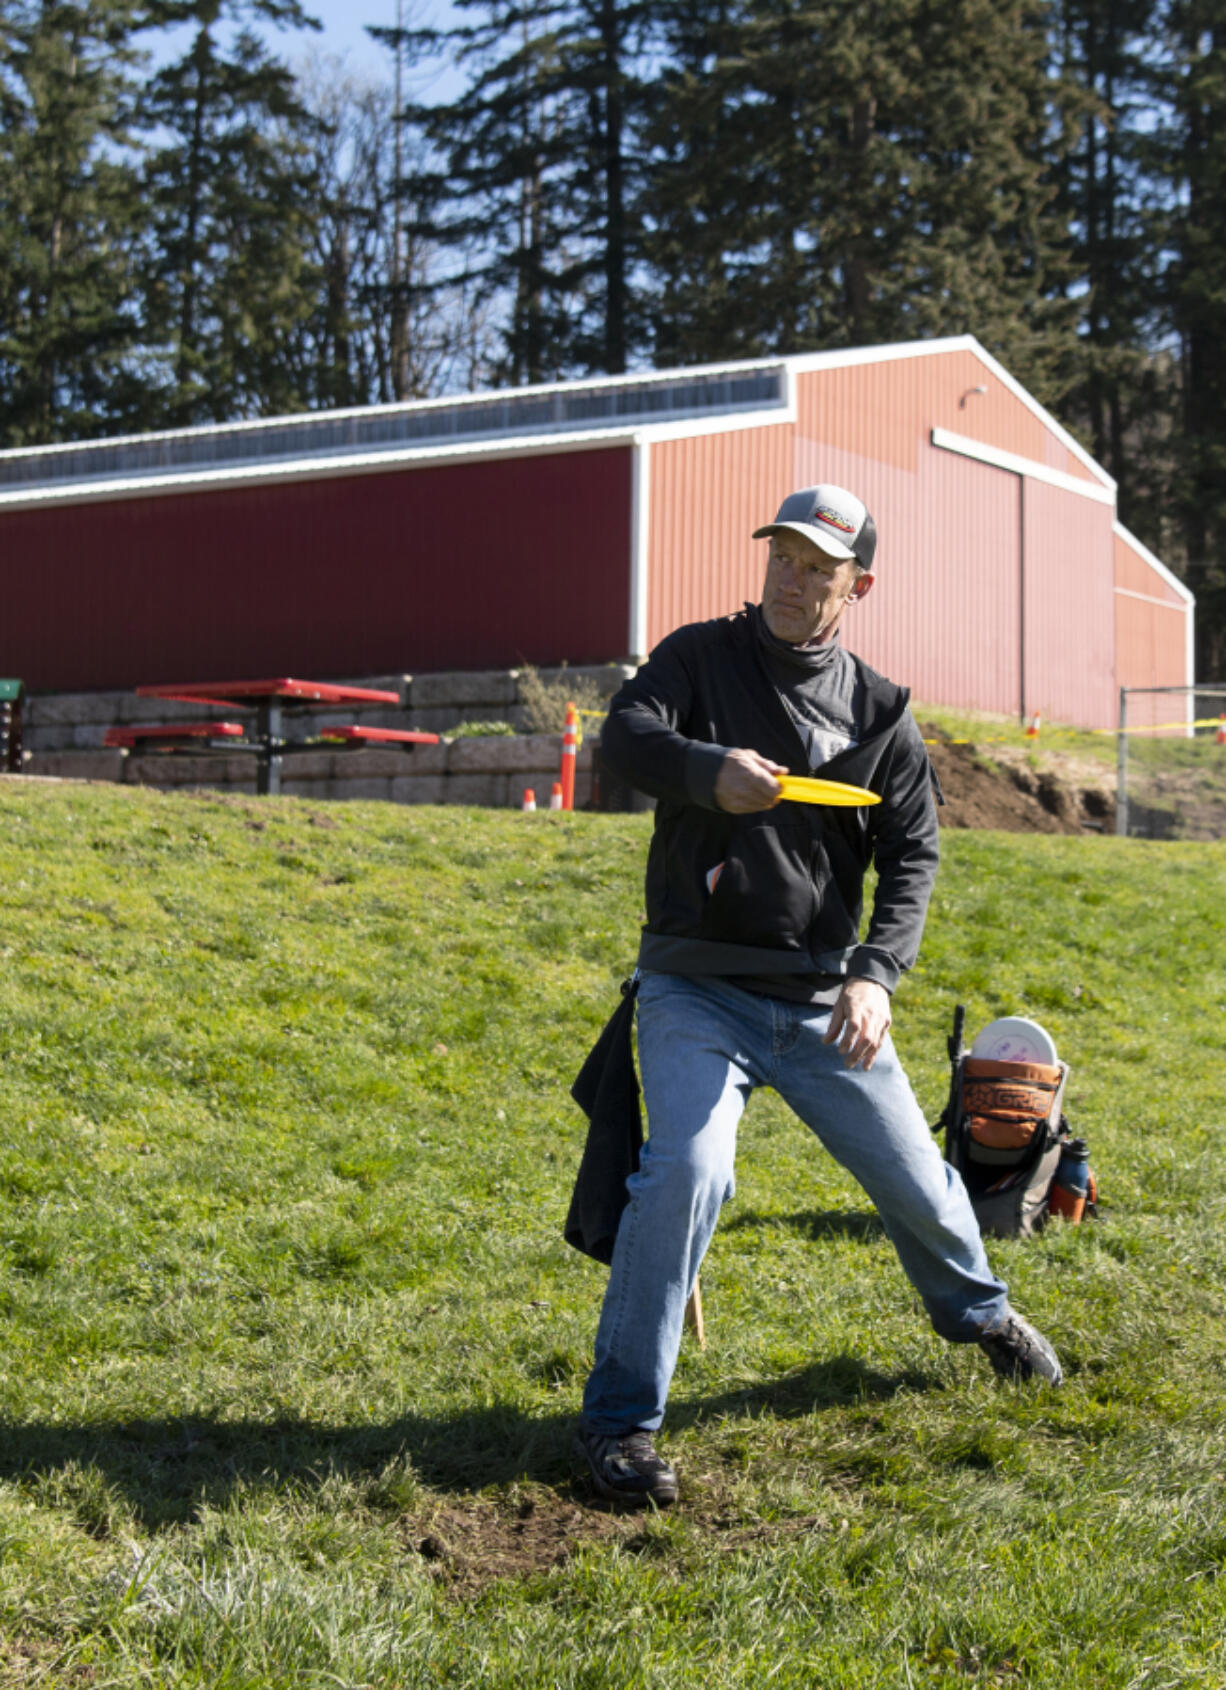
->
[920, 719, 1224, 744]
[574, 706, 1218, 745]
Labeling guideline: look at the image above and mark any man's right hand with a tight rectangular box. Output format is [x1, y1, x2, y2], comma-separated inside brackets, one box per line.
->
[714, 748, 788, 813]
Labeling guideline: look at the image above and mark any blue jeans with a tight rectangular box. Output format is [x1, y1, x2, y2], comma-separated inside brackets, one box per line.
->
[582, 971, 1009, 1435]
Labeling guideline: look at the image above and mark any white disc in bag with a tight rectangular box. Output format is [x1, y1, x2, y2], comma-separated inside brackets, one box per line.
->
[969, 1015, 1058, 1065]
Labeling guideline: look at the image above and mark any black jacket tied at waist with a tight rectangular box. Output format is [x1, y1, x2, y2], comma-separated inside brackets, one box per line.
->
[564, 978, 642, 1263]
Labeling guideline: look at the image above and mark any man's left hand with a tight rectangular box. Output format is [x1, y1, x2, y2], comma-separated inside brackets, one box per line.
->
[823, 978, 892, 1071]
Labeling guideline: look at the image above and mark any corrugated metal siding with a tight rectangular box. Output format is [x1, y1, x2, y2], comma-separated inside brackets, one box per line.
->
[1022, 480, 1116, 728]
[646, 424, 792, 646]
[790, 361, 1116, 723]
[6, 344, 1167, 731]
[3, 448, 633, 691]
[1113, 532, 1185, 603]
[646, 355, 1120, 723]
[1114, 597, 1189, 727]
[796, 353, 1102, 485]
[790, 433, 1022, 715]
[1113, 529, 1191, 727]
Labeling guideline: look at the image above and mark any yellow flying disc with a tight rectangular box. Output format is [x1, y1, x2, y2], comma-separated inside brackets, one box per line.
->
[776, 775, 881, 807]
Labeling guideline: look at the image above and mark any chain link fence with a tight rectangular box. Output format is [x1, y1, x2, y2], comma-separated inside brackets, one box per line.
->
[1115, 686, 1226, 840]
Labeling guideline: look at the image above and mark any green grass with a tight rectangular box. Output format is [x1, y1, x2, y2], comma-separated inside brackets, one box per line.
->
[2, 781, 1225, 1688]
[910, 701, 1115, 765]
[1123, 729, 1226, 839]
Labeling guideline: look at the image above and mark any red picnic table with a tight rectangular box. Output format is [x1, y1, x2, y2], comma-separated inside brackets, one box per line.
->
[104, 678, 439, 796]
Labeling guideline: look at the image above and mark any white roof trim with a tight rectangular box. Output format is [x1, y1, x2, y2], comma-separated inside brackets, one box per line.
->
[0, 336, 1101, 480]
[785, 335, 977, 373]
[629, 437, 650, 661]
[957, 344, 1114, 491]
[786, 336, 1113, 492]
[930, 427, 1116, 505]
[1113, 520, 1194, 606]
[0, 336, 1118, 511]
[639, 399, 795, 444]
[1114, 585, 1190, 611]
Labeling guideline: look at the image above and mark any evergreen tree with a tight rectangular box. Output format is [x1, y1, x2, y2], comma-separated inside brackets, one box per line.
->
[136, 0, 322, 425]
[395, 0, 650, 383]
[642, 0, 1079, 403]
[1050, 0, 1173, 542]
[1163, 0, 1226, 679]
[0, 0, 144, 445]
[559, 0, 645, 369]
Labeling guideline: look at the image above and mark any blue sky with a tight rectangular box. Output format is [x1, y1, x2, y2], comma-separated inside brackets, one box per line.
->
[283, 0, 395, 80]
[137, 1, 455, 92]
[288, 1, 462, 104]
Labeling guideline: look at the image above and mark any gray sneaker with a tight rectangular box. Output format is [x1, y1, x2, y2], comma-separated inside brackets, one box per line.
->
[574, 1424, 678, 1506]
[978, 1311, 1063, 1384]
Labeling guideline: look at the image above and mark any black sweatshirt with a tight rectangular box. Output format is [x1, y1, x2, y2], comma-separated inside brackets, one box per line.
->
[600, 604, 940, 997]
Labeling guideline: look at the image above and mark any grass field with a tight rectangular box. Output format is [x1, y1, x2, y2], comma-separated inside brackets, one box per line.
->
[910, 703, 1114, 763]
[2, 780, 1225, 1688]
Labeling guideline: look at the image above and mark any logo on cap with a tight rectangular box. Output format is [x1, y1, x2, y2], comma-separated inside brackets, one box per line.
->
[814, 504, 856, 536]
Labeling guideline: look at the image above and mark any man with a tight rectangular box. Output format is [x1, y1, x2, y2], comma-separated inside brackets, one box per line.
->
[574, 483, 1062, 1508]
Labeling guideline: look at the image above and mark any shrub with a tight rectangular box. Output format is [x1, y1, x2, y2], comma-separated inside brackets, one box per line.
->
[447, 720, 518, 739]
[517, 663, 607, 734]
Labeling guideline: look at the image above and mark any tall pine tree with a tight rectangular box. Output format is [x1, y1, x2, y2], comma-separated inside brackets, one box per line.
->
[1050, 0, 1173, 544]
[0, 0, 144, 444]
[136, 0, 322, 425]
[1158, 2, 1226, 676]
[642, 0, 1079, 403]
[396, 0, 650, 383]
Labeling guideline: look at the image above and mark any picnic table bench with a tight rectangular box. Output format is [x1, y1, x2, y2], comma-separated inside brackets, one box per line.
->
[104, 677, 439, 796]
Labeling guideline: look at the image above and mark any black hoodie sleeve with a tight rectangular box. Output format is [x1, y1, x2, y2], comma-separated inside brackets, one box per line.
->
[599, 629, 730, 810]
[850, 712, 940, 990]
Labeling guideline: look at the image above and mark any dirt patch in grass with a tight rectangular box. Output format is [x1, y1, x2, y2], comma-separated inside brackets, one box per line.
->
[922, 719, 1226, 838]
[920, 725, 1114, 834]
[404, 1486, 830, 1594]
[405, 1491, 634, 1592]
[0, 1635, 89, 1684]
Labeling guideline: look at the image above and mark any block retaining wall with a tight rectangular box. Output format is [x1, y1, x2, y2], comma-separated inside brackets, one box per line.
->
[18, 665, 632, 808]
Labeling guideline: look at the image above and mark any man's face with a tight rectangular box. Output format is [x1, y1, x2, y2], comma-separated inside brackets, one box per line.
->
[761, 531, 871, 645]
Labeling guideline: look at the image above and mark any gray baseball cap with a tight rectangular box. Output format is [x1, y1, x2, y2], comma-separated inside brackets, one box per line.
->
[753, 483, 877, 571]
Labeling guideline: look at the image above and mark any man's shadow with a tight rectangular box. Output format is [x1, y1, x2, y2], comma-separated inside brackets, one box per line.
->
[0, 1211, 938, 1529]
[722, 1206, 888, 1244]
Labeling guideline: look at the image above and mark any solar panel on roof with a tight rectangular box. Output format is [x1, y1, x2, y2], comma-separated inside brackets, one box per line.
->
[0, 369, 785, 495]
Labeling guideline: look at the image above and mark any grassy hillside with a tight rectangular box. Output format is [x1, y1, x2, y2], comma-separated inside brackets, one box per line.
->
[1, 781, 1224, 1688]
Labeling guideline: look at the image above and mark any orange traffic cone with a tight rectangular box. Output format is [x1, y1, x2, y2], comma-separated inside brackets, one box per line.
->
[1216, 716, 1226, 746]
[522, 787, 537, 812]
[549, 781, 563, 810]
[1025, 710, 1042, 739]
[560, 702, 578, 811]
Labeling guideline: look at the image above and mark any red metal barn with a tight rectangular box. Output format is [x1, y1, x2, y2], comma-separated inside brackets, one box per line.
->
[0, 337, 1192, 727]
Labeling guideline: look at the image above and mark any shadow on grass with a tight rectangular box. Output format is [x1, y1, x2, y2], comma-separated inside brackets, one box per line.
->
[674, 1352, 936, 1432]
[0, 1404, 578, 1529]
[723, 1208, 888, 1243]
[0, 1352, 940, 1530]
[0, 1212, 927, 1526]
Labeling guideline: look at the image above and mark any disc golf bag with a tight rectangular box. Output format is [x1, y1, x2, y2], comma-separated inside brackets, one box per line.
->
[943, 1055, 1069, 1238]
